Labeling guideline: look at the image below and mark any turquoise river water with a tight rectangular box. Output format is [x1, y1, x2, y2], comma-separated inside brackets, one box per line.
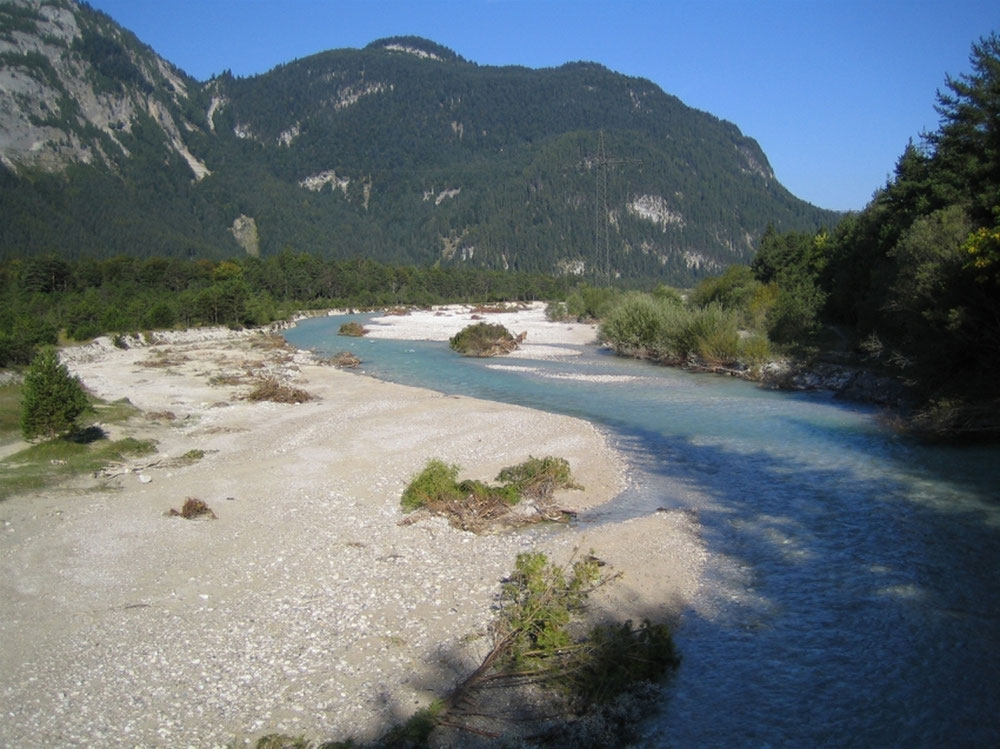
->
[285, 315, 1000, 748]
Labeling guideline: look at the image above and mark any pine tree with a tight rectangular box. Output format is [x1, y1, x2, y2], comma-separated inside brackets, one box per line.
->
[20, 348, 90, 441]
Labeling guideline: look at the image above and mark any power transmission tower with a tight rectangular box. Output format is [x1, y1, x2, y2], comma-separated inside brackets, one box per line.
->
[591, 130, 641, 285]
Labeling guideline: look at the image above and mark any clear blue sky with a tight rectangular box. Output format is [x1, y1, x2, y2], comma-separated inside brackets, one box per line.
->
[88, 0, 997, 213]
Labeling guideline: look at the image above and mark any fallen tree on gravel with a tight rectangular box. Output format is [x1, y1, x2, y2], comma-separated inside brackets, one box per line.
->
[399, 456, 581, 532]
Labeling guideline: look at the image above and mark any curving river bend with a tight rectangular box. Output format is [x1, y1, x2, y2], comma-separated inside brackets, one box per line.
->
[286, 315, 1000, 747]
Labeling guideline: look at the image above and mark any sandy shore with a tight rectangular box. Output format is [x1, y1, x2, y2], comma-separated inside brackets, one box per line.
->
[0, 311, 704, 747]
[362, 302, 600, 358]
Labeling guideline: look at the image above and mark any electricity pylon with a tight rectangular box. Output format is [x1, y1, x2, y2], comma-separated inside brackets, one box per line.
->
[592, 130, 641, 284]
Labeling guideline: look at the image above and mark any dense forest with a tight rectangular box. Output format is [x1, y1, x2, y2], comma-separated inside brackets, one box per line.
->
[0, 1, 836, 282]
[0, 251, 573, 365]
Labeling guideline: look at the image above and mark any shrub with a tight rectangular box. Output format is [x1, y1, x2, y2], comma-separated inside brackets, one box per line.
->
[565, 285, 620, 321]
[448, 322, 516, 357]
[651, 284, 685, 306]
[400, 456, 581, 530]
[599, 292, 668, 355]
[675, 303, 740, 364]
[338, 321, 367, 337]
[689, 305, 742, 365]
[400, 459, 463, 511]
[601, 292, 697, 362]
[738, 332, 773, 367]
[0, 316, 57, 366]
[691, 264, 760, 312]
[426, 552, 679, 742]
[20, 348, 90, 441]
[495, 554, 678, 703]
[545, 300, 570, 321]
[766, 281, 827, 343]
[495, 455, 580, 498]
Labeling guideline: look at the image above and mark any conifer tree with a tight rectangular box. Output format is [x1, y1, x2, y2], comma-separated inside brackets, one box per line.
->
[20, 348, 90, 441]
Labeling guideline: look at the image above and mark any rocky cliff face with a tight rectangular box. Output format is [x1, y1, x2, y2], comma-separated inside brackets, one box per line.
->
[0, 0, 207, 177]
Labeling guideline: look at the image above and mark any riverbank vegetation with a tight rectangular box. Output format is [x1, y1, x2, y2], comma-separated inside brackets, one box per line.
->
[598, 34, 1000, 441]
[448, 321, 519, 357]
[0, 380, 157, 502]
[400, 456, 580, 531]
[0, 254, 573, 367]
[254, 551, 678, 748]
[4, 35, 996, 441]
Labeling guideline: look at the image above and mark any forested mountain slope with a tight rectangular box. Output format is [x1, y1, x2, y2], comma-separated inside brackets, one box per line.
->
[0, 1, 839, 283]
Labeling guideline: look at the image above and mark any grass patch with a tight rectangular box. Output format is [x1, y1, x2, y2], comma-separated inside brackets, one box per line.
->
[0, 434, 156, 501]
[90, 396, 141, 425]
[400, 456, 580, 531]
[0, 382, 23, 445]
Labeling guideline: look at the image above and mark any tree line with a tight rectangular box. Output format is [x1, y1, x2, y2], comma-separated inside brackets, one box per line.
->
[598, 33, 1000, 439]
[0, 251, 573, 367]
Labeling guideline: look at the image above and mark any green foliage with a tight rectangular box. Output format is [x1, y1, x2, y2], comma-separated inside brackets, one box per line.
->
[565, 285, 621, 321]
[692, 264, 759, 312]
[493, 552, 678, 707]
[0, 383, 23, 446]
[0, 433, 155, 502]
[400, 456, 580, 530]
[495, 455, 580, 498]
[598, 291, 672, 356]
[498, 551, 601, 669]
[19, 348, 89, 441]
[545, 300, 570, 321]
[924, 33, 1000, 226]
[0, 314, 57, 366]
[789, 33, 1000, 432]
[685, 303, 742, 365]
[400, 459, 463, 511]
[0, 15, 837, 283]
[651, 283, 685, 306]
[0, 253, 578, 346]
[337, 321, 367, 337]
[601, 292, 761, 368]
[448, 321, 515, 357]
[750, 226, 828, 341]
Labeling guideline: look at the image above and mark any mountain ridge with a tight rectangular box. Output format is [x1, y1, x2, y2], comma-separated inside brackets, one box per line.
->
[0, 1, 840, 283]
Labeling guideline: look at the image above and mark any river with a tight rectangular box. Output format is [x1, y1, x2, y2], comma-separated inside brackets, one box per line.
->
[285, 315, 1000, 747]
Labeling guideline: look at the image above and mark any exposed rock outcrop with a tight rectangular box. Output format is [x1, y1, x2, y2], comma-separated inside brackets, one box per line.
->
[229, 215, 260, 257]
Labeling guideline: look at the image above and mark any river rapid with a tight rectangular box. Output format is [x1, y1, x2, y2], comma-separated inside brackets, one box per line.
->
[285, 315, 1000, 748]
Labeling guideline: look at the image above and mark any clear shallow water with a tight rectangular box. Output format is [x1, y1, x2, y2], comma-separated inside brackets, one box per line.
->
[286, 315, 1000, 747]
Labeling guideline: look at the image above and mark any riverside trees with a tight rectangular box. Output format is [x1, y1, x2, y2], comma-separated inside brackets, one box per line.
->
[20, 348, 89, 441]
[689, 33, 1000, 437]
